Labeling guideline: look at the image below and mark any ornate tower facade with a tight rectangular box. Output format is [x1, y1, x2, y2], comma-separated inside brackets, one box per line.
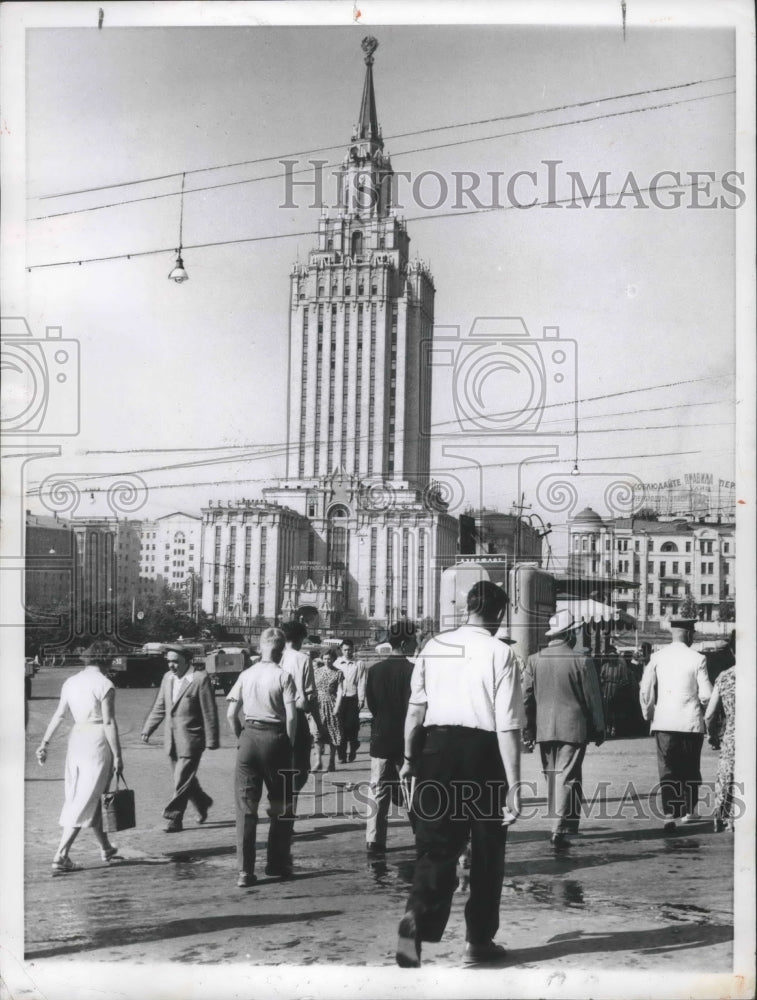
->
[286, 36, 434, 487]
[204, 39, 458, 632]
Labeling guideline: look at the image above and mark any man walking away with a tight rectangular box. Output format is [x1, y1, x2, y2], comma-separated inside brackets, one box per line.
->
[522, 610, 605, 850]
[280, 621, 316, 800]
[335, 639, 366, 763]
[396, 581, 523, 968]
[141, 646, 219, 833]
[640, 618, 712, 830]
[365, 620, 417, 855]
[227, 628, 297, 887]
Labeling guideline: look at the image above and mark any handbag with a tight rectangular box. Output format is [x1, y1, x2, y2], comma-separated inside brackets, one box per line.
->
[101, 774, 136, 832]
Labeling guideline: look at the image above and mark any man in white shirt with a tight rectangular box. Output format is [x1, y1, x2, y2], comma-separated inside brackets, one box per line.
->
[280, 621, 317, 796]
[640, 618, 713, 830]
[334, 639, 366, 762]
[395, 581, 523, 968]
[226, 628, 297, 887]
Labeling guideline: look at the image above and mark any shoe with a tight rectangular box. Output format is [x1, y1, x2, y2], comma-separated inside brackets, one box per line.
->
[237, 873, 258, 888]
[663, 817, 676, 832]
[463, 940, 508, 965]
[679, 813, 696, 825]
[52, 856, 83, 874]
[197, 798, 213, 824]
[164, 819, 183, 833]
[550, 833, 569, 850]
[265, 863, 294, 879]
[366, 842, 385, 855]
[396, 913, 421, 968]
[100, 845, 119, 862]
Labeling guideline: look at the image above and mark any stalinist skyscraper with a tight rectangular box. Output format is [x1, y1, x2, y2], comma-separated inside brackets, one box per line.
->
[285, 35, 433, 488]
[202, 38, 458, 631]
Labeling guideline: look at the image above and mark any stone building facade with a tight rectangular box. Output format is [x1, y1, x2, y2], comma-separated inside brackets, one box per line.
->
[568, 507, 735, 624]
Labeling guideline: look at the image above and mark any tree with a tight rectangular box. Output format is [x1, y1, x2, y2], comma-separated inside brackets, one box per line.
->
[678, 594, 698, 619]
[634, 507, 659, 521]
[718, 601, 735, 623]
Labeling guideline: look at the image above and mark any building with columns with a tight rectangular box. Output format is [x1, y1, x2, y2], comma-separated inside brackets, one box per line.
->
[568, 507, 735, 625]
[201, 38, 458, 630]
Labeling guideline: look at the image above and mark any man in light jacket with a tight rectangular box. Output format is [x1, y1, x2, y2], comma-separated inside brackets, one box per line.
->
[141, 646, 219, 833]
[523, 610, 605, 849]
[640, 619, 712, 830]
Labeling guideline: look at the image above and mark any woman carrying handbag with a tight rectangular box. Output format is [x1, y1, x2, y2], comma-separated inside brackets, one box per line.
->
[36, 641, 124, 873]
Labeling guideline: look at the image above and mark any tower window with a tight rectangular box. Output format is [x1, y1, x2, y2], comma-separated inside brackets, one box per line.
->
[351, 231, 363, 256]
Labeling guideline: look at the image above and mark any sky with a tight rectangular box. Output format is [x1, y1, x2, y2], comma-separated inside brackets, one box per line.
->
[4, 8, 748, 567]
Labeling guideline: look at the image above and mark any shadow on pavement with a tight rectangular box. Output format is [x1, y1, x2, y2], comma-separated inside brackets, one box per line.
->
[294, 822, 366, 840]
[502, 922, 733, 967]
[505, 848, 659, 878]
[25, 908, 344, 960]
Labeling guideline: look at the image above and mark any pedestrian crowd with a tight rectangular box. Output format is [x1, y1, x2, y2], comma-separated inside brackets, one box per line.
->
[34, 591, 738, 967]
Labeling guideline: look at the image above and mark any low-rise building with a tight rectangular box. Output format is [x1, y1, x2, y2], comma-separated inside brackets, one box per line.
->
[568, 507, 735, 624]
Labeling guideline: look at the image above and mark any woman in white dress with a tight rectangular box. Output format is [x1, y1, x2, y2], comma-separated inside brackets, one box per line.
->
[36, 642, 124, 873]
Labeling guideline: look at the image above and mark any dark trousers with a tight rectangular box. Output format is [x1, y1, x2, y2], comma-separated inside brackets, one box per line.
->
[235, 722, 294, 876]
[293, 709, 312, 795]
[164, 749, 211, 822]
[655, 731, 704, 818]
[338, 696, 360, 760]
[539, 742, 586, 835]
[404, 726, 508, 946]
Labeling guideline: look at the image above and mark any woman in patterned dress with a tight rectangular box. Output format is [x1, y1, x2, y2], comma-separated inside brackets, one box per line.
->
[308, 648, 344, 772]
[36, 641, 123, 872]
[704, 664, 736, 832]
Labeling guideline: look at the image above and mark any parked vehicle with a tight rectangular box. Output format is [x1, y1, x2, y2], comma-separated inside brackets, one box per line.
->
[109, 652, 167, 688]
[204, 646, 249, 694]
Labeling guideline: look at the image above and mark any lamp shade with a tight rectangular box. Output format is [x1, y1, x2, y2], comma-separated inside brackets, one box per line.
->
[168, 252, 188, 283]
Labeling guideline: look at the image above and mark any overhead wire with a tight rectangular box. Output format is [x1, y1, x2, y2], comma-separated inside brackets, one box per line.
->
[27, 87, 735, 224]
[32, 73, 735, 203]
[25, 374, 732, 489]
[24, 174, 738, 271]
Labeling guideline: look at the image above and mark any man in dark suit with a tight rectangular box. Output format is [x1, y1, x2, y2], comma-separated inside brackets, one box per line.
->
[523, 610, 605, 849]
[141, 645, 219, 833]
[364, 620, 417, 854]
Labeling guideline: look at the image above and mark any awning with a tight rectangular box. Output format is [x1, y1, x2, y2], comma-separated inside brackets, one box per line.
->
[556, 598, 636, 630]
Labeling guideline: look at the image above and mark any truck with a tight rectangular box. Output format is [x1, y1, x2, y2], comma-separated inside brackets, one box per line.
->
[203, 647, 249, 694]
[439, 558, 556, 663]
[109, 640, 211, 688]
[109, 651, 168, 688]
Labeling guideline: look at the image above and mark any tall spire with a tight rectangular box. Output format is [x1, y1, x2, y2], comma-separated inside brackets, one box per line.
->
[356, 36, 380, 146]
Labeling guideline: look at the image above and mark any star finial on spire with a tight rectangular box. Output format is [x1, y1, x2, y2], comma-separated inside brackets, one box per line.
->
[361, 35, 378, 65]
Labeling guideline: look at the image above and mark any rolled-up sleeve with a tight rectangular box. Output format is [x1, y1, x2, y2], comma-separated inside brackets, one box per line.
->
[282, 673, 296, 704]
[226, 675, 243, 703]
[494, 650, 525, 731]
[409, 657, 427, 705]
[639, 660, 657, 721]
[695, 656, 713, 705]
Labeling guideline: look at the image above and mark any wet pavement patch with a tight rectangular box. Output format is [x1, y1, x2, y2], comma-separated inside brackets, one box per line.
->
[657, 903, 714, 924]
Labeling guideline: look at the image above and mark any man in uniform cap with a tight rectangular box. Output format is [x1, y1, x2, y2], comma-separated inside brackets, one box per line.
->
[640, 618, 712, 830]
[522, 609, 605, 849]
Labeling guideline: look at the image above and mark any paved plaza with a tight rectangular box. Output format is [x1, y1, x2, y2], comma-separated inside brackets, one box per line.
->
[11, 666, 743, 997]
